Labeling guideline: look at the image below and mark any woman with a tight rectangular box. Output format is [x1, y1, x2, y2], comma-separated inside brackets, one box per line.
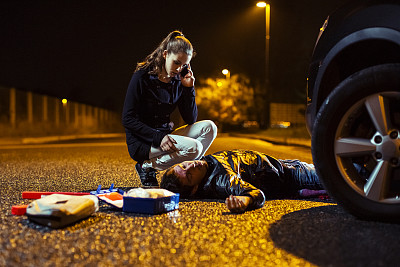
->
[122, 30, 217, 187]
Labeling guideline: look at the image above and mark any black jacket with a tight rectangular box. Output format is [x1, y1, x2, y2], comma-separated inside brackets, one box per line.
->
[194, 150, 323, 210]
[122, 68, 197, 163]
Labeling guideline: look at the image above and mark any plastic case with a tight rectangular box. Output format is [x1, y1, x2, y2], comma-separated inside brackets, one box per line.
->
[123, 193, 180, 214]
[91, 184, 179, 215]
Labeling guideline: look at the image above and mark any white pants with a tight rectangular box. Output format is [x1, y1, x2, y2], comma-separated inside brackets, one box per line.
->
[142, 120, 217, 170]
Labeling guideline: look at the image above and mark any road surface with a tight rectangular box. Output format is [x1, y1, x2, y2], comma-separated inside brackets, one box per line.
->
[1, 135, 399, 267]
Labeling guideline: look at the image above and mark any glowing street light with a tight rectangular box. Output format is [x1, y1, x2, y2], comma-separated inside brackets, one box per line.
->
[222, 69, 230, 79]
[256, 1, 267, 8]
[62, 98, 68, 105]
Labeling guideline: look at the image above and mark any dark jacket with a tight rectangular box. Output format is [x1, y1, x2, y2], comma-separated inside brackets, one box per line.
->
[194, 150, 323, 210]
[122, 68, 197, 163]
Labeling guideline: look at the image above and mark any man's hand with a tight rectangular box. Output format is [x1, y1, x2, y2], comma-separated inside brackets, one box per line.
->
[160, 135, 177, 152]
[225, 195, 252, 213]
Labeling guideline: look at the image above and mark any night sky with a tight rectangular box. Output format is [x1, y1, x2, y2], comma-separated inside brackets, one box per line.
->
[0, 0, 348, 112]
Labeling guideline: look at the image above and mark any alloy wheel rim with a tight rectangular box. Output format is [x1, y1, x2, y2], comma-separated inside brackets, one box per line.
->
[334, 91, 400, 203]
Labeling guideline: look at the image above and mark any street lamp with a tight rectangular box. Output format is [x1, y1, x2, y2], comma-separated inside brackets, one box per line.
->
[62, 98, 69, 124]
[222, 69, 230, 79]
[257, 1, 270, 85]
[257, 1, 271, 128]
[256, 1, 266, 8]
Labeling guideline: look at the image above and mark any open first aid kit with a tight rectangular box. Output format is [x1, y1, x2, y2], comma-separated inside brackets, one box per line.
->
[91, 185, 180, 215]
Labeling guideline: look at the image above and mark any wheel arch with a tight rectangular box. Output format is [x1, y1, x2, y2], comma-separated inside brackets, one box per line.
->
[312, 28, 400, 118]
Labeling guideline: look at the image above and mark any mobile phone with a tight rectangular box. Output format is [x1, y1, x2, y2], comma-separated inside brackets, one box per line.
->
[180, 65, 189, 78]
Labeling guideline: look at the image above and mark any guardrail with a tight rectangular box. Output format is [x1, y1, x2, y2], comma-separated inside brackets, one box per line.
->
[0, 86, 121, 137]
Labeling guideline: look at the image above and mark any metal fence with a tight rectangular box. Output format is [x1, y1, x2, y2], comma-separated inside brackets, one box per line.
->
[270, 102, 306, 128]
[0, 86, 122, 137]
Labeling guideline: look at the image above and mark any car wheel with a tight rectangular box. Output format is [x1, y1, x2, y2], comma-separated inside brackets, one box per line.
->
[312, 63, 400, 221]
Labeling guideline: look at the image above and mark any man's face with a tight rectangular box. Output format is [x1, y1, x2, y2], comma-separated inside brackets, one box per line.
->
[163, 51, 191, 78]
[173, 160, 207, 187]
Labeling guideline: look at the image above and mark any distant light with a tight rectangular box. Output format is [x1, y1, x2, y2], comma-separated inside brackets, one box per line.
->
[222, 69, 229, 75]
[256, 2, 267, 8]
[271, 121, 291, 128]
[217, 81, 223, 87]
[62, 99, 68, 104]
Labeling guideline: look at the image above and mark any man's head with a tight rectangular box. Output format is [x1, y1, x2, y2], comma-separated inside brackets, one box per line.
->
[160, 160, 208, 197]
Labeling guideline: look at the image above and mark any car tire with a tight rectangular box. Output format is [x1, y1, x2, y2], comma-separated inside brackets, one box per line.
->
[312, 63, 400, 221]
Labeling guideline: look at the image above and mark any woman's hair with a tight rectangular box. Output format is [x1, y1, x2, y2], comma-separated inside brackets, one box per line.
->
[136, 30, 195, 74]
[160, 167, 194, 198]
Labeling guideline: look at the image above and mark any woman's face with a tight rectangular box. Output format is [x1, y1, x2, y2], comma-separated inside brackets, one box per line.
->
[163, 51, 191, 78]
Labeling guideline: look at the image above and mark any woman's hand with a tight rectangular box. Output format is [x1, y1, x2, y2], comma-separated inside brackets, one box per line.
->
[180, 65, 195, 87]
[160, 135, 177, 152]
[225, 195, 252, 213]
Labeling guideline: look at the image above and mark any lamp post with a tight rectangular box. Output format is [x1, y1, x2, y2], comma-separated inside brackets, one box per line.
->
[257, 1, 271, 128]
[256, 2, 270, 85]
[62, 98, 69, 124]
[222, 69, 230, 79]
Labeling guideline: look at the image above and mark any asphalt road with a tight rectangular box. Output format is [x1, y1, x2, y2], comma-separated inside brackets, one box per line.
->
[1, 135, 400, 267]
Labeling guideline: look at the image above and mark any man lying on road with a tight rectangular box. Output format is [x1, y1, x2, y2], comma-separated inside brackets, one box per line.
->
[160, 149, 326, 213]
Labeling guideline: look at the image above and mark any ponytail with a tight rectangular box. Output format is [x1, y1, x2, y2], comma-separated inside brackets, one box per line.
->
[136, 30, 195, 74]
[169, 30, 184, 40]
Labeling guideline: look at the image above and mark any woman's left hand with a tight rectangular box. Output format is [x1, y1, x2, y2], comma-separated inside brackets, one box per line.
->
[181, 66, 195, 87]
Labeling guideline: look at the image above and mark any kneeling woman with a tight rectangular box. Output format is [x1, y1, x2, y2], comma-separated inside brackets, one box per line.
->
[122, 30, 217, 187]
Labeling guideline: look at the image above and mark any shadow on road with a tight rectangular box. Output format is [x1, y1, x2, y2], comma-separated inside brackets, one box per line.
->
[269, 205, 400, 266]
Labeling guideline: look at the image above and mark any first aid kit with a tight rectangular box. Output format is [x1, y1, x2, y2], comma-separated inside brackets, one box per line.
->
[90, 185, 180, 215]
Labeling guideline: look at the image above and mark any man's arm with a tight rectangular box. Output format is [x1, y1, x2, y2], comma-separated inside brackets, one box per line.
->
[203, 153, 265, 213]
[224, 172, 265, 212]
[225, 195, 253, 213]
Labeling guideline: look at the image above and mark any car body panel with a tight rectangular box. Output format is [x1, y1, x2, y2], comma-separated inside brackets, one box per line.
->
[306, 0, 400, 133]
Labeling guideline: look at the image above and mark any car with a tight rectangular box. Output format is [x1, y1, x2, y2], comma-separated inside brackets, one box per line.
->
[305, 0, 400, 221]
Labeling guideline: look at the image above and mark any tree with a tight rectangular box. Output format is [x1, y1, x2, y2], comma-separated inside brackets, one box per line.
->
[196, 74, 257, 130]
